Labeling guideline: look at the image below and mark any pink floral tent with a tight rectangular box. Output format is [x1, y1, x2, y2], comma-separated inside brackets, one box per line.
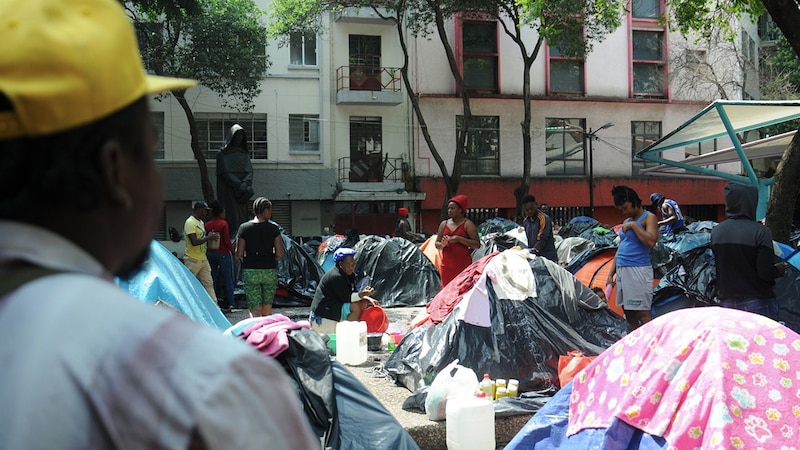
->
[568, 307, 800, 449]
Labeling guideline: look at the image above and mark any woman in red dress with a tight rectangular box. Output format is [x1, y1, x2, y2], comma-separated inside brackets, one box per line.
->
[435, 194, 481, 288]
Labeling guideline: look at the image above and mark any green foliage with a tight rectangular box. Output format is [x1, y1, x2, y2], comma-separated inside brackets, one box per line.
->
[515, 0, 625, 58]
[267, 0, 332, 39]
[122, 0, 200, 17]
[766, 37, 800, 90]
[666, 0, 765, 42]
[130, 0, 269, 111]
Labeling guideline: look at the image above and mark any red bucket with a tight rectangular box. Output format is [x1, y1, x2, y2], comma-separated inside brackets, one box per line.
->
[361, 305, 389, 333]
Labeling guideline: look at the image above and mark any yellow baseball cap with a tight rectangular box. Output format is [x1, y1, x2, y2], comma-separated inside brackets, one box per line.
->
[0, 0, 196, 139]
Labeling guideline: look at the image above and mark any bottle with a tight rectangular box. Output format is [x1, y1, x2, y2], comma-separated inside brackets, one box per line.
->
[446, 391, 495, 450]
[494, 379, 506, 400]
[479, 373, 493, 399]
[495, 387, 507, 399]
[508, 385, 518, 398]
[335, 321, 367, 365]
[508, 379, 519, 398]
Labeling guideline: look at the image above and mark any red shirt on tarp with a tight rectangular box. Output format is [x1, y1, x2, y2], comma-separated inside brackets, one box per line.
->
[205, 217, 234, 254]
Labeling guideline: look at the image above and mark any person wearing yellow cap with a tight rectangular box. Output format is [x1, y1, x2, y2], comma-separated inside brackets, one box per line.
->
[0, 0, 317, 448]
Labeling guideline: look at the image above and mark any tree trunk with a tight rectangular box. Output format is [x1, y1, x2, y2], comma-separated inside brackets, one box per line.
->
[761, 0, 800, 59]
[173, 90, 215, 202]
[765, 129, 800, 244]
[759, 0, 800, 244]
[512, 37, 543, 222]
[393, 5, 453, 221]
[428, 0, 472, 220]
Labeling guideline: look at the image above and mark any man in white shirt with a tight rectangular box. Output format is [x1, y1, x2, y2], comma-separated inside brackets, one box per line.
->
[0, 0, 318, 448]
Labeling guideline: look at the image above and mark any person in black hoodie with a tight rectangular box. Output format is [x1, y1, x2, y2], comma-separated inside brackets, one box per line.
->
[711, 182, 787, 320]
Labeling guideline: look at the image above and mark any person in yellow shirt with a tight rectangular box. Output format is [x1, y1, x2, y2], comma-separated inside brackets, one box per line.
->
[184, 201, 219, 301]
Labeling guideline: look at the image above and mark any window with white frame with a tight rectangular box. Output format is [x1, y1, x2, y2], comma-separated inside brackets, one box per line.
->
[290, 32, 317, 66]
[151, 112, 165, 159]
[631, 121, 661, 174]
[195, 113, 268, 160]
[289, 114, 320, 153]
[545, 118, 586, 175]
[456, 115, 500, 175]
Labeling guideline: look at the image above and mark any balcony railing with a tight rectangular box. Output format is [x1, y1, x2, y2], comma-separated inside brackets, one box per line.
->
[333, 6, 393, 24]
[336, 66, 403, 105]
[337, 155, 405, 183]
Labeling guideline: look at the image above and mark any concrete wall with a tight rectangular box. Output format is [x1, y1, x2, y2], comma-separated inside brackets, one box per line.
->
[412, 98, 706, 178]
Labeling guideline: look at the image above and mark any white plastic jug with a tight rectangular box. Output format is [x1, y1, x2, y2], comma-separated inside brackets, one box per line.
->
[446, 395, 495, 450]
[335, 320, 367, 365]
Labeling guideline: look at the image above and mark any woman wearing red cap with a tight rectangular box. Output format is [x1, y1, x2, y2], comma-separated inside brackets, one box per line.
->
[435, 195, 480, 287]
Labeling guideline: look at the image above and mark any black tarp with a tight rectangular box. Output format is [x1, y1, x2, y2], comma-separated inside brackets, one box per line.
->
[277, 328, 419, 450]
[558, 216, 600, 239]
[478, 217, 519, 237]
[275, 232, 325, 307]
[473, 231, 527, 261]
[353, 236, 439, 307]
[384, 255, 628, 397]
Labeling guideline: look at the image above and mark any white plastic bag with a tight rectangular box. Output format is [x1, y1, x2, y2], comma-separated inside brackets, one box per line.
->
[424, 359, 479, 421]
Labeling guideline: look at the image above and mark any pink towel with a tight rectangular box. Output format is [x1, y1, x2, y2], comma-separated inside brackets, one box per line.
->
[239, 314, 310, 357]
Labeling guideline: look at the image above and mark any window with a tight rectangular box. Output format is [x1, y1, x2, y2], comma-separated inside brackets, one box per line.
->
[545, 118, 586, 175]
[349, 117, 383, 182]
[632, 31, 665, 95]
[349, 35, 381, 91]
[152, 112, 165, 159]
[758, 14, 781, 42]
[631, 121, 661, 174]
[631, 0, 666, 98]
[289, 114, 320, 153]
[195, 113, 268, 160]
[461, 21, 498, 94]
[290, 32, 317, 66]
[456, 115, 500, 175]
[631, 0, 660, 19]
[548, 31, 585, 95]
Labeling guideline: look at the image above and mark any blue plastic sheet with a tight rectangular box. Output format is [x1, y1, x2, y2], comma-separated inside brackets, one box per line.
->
[116, 240, 231, 331]
[505, 382, 667, 450]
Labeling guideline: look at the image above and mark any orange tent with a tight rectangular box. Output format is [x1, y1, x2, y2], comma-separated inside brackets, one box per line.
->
[573, 248, 622, 317]
[573, 247, 660, 318]
[419, 234, 442, 270]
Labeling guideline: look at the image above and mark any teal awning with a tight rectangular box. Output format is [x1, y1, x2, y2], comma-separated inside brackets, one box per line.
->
[636, 100, 800, 218]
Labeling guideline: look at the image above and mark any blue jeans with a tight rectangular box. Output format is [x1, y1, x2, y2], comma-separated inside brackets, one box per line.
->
[719, 297, 779, 321]
[207, 252, 235, 308]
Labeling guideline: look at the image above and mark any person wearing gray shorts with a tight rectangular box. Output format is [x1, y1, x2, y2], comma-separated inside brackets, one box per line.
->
[616, 266, 654, 311]
[607, 186, 659, 331]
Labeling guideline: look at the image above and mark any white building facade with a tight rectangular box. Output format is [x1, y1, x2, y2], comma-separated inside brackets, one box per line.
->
[149, 0, 766, 249]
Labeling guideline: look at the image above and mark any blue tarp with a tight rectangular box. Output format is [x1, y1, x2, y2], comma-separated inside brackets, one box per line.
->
[505, 382, 667, 449]
[776, 241, 800, 270]
[116, 240, 231, 331]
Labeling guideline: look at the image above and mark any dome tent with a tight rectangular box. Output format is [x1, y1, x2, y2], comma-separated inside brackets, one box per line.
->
[384, 249, 628, 396]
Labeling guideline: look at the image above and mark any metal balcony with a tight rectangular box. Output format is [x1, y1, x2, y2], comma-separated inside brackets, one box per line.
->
[337, 155, 405, 183]
[336, 66, 403, 105]
[333, 6, 393, 25]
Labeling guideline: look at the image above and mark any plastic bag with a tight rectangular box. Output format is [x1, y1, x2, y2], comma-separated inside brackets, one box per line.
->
[557, 350, 596, 387]
[424, 359, 479, 421]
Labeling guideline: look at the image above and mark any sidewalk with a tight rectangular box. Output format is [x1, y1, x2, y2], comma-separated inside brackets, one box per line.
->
[225, 306, 531, 449]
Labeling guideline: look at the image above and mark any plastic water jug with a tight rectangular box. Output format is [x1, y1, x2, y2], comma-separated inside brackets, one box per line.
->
[335, 321, 367, 365]
[446, 394, 495, 450]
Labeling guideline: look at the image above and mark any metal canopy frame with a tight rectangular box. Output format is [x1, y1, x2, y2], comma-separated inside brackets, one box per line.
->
[636, 100, 800, 218]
